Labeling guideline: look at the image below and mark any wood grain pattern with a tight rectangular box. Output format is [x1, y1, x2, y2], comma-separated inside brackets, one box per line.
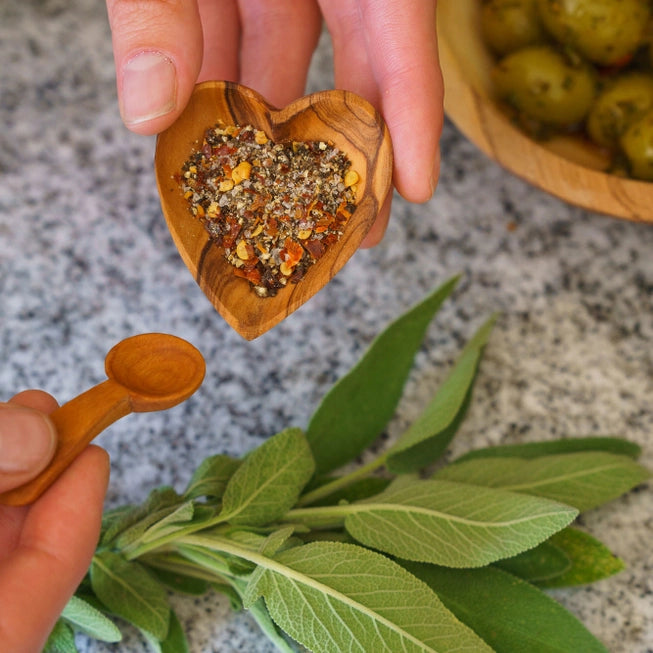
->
[437, 0, 653, 223]
[155, 81, 393, 340]
[0, 334, 205, 506]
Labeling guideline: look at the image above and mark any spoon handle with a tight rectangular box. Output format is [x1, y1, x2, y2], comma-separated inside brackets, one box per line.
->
[0, 379, 131, 506]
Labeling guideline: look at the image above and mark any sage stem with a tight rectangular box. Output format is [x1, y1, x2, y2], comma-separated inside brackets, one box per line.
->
[295, 453, 388, 507]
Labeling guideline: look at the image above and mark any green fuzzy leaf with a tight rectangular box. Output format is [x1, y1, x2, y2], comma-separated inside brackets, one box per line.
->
[494, 539, 572, 582]
[160, 610, 190, 653]
[387, 314, 496, 473]
[103, 487, 183, 548]
[243, 541, 493, 652]
[100, 504, 136, 542]
[212, 581, 244, 612]
[220, 531, 275, 575]
[139, 501, 196, 543]
[342, 479, 577, 567]
[44, 620, 78, 653]
[494, 528, 624, 587]
[453, 437, 642, 463]
[220, 428, 315, 526]
[177, 544, 232, 577]
[258, 525, 299, 557]
[148, 563, 210, 596]
[535, 528, 625, 588]
[247, 599, 298, 653]
[183, 454, 242, 500]
[140, 629, 163, 653]
[90, 551, 170, 641]
[306, 275, 460, 474]
[434, 452, 651, 512]
[61, 595, 122, 643]
[306, 475, 392, 507]
[403, 563, 609, 653]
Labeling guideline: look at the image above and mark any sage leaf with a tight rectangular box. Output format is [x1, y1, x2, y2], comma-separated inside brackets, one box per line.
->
[177, 544, 233, 577]
[103, 487, 183, 548]
[493, 539, 572, 583]
[219, 531, 272, 575]
[141, 618, 188, 653]
[183, 454, 241, 500]
[160, 610, 190, 653]
[90, 551, 170, 641]
[220, 526, 302, 575]
[140, 629, 163, 653]
[247, 598, 298, 653]
[212, 581, 244, 611]
[342, 479, 577, 567]
[434, 452, 651, 512]
[307, 275, 460, 474]
[139, 501, 195, 543]
[453, 436, 642, 463]
[147, 559, 210, 596]
[100, 504, 136, 543]
[259, 525, 299, 557]
[387, 314, 496, 473]
[225, 577, 297, 651]
[44, 620, 78, 653]
[403, 563, 609, 653]
[243, 541, 493, 652]
[114, 503, 190, 550]
[61, 595, 122, 643]
[307, 475, 391, 507]
[220, 428, 315, 526]
[494, 528, 624, 587]
[534, 528, 625, 588]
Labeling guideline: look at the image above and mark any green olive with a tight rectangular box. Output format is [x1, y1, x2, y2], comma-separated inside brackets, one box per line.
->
[619, 109, 653, 180]
[492, 45, 597, 126]
[481, 0, 548, 56]
[587, 74, 653, 148]
[536, 0, 650, 66]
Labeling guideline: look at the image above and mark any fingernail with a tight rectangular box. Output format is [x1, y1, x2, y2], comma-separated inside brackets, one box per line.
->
[121, 51, 177, 125]
[0, 408, 57, 473]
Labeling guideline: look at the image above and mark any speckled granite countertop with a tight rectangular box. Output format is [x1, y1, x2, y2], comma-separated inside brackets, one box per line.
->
[1, 2, 652, 652]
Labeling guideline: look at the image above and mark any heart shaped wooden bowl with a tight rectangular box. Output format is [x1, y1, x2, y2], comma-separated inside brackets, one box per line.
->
[155, 81, 393, 340]
[437, 0, 653, 223]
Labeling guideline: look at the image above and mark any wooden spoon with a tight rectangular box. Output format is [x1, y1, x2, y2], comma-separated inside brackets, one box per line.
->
[0, 333, 205, 506]
[155, 81, 393, 340]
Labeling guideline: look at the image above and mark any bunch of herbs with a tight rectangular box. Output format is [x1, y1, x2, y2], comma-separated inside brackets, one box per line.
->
[45, 276, 650, 653]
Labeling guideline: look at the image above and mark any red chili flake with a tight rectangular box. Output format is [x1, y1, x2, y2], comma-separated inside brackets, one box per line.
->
[282, 238, 304, 267]
[304, 238, 326, 260]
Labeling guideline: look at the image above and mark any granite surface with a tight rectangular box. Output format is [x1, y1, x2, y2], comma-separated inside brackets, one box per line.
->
[1, 1, 652, 652]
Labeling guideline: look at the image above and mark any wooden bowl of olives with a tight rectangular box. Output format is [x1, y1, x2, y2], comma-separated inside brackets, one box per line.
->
[437, 0, 653, 222]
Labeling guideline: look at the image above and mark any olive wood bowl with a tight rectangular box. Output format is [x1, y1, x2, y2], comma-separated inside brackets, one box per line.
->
[155, 81, 393, 340]
[437, 0, 653, 222]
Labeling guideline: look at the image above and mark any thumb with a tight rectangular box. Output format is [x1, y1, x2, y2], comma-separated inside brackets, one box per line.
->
[106, 0, 205, 135]
[0, 406, 57, 493]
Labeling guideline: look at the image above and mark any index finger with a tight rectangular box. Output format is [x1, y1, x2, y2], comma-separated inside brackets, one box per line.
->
[324, 1, 443, 204]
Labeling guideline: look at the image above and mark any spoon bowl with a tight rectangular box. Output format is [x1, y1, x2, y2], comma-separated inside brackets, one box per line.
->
[155, 81, 393, 340]
[0, 333, 205, 506]
[105, 332, 205, 410]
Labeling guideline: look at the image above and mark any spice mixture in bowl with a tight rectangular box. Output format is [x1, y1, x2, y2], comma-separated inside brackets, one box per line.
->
[180, 123, 359, 298]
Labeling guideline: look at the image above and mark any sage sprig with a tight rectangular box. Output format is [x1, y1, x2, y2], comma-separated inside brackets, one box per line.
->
[44, 277, 650, 653]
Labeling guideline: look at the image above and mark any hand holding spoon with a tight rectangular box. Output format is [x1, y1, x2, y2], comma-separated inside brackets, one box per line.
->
[0, 333, 205, 506]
